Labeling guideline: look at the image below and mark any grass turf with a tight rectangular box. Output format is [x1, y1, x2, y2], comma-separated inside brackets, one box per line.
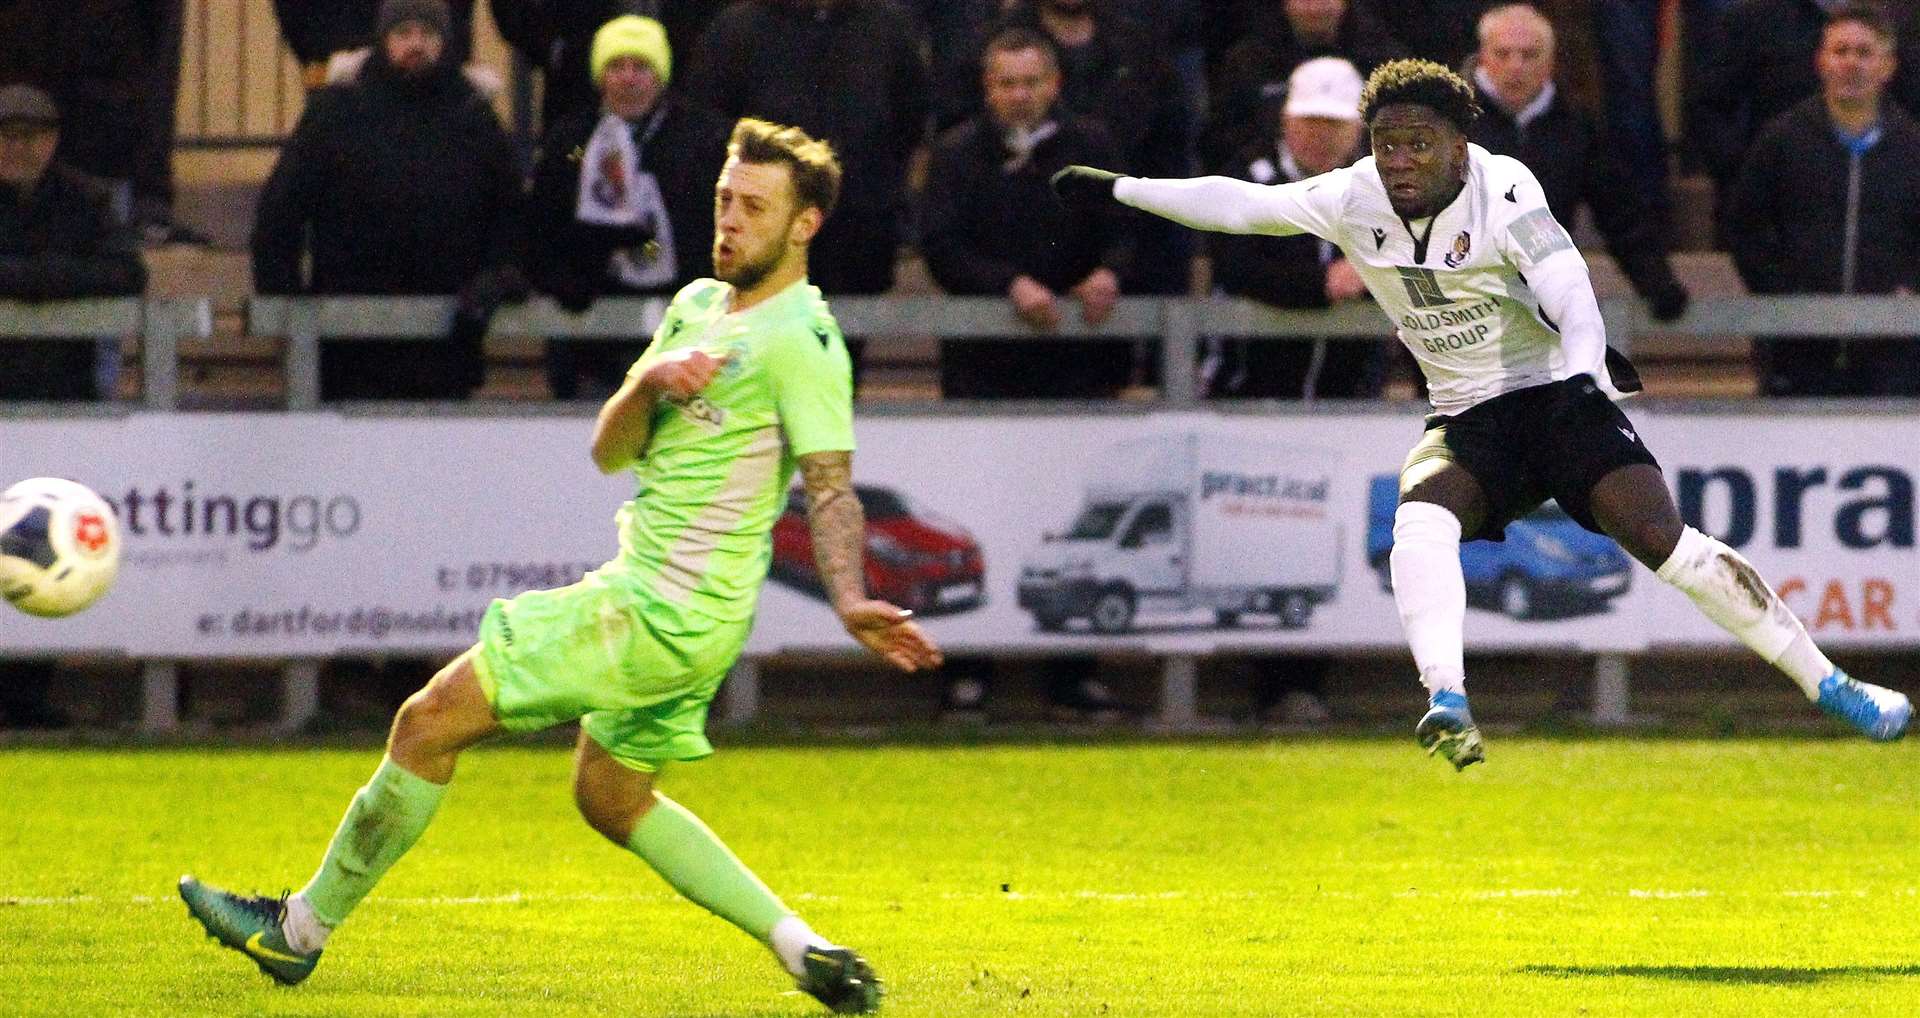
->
[3, 738, 1919, 1016]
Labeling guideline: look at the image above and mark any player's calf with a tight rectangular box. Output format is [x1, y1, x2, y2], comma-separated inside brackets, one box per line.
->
[1656, 526, 1913, 740]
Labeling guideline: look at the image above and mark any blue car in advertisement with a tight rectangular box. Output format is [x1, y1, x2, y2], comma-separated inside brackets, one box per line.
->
[1366, 476, 1632, 619]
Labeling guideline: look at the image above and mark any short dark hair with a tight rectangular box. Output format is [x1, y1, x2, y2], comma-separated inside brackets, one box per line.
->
[1359, 58, 1482, 133]
[1826, 2, 1897, 44]
[983, 26, 1059, 71]
[727, 118, 842, 219]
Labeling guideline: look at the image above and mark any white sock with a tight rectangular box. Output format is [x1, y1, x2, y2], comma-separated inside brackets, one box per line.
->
[282, 892, 332, 954]
[1655, 526, 1831, 699]
[1389, 501, 1468, 698]
[769, 914, 837, 978]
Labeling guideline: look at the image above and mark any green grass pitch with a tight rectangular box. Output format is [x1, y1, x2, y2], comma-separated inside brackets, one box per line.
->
[4, 738, 1919, 1016]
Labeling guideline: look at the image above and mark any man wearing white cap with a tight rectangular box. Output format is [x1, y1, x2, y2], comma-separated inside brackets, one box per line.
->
[1206, 56, 1381, 400]
[1203, 57, 1383, 730]
[523, 14, 729, 399]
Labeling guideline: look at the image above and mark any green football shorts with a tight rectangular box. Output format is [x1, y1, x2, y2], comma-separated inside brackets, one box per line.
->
[472, 564, 752, 772]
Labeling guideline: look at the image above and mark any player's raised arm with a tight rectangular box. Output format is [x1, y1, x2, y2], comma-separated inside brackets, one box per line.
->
[796, 451, 943, 672]
[1050, 164, 1345, 237]
[590, 347, 730, 473]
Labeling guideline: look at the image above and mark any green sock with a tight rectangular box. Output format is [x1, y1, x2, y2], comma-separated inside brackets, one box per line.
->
[299, 756, 448, 928]
[626, 794, 792, 942]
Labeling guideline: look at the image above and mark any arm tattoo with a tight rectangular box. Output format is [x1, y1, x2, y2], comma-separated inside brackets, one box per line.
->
[798, 451, 865, 610]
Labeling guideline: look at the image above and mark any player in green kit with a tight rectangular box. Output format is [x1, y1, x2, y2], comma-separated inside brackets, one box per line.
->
[178, 119, 941, 1015]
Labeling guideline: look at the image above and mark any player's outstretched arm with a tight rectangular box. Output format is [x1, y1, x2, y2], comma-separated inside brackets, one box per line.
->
[797, 450, 943, 672]
[590, 348, 730, 473]
[1051, 164, 1336, 237]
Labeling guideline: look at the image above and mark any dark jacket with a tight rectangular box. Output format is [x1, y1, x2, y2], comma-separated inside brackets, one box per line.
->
[1695, 0, 1920, 182]
[251, 55, 519, 296]
[250, 52, 522, 398]
[687, 0, 926, 218]
[493, 0, 728, 137]
[922, 114, 1132, 296]
[995, 3, 1191, 179]
[522, 97, 729, 304]
[270, 0, 476, 66]
[0, 164, 146, 299]
[1205, 141, 1383, 399]
[1202, 0, 1406, 169]
[684, 0, 929, 294]
[902, 0, 1001, 130]
[922, 112, 1134, 399]
[0, 0, 143, 181]
[0, 162, 146, 400]
[1208, 146, 1340, 313]
[1375, 0, 1483, 69]
[993, 4, 1197, 294]
[1725, 97, 1920, 297]
[1470, 84, 1683, 303]
[1724, 97, 1920, 396]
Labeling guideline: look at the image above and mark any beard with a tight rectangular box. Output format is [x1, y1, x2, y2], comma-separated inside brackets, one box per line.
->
[716, 240, 786, 292]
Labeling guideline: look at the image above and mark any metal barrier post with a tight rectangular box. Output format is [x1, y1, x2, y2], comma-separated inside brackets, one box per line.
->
[1591, 652, 1632, 727]
[140, 300, 180, 410]
[1600, 298, 1636, 358]
[1162, 300, 1200, 407]
[287, 299, 321, 410]
[281, 660, 322, 733]
[141, 660, 180, 733]
[722, 658, 761, 724]
[1156, 654, 1200, 730]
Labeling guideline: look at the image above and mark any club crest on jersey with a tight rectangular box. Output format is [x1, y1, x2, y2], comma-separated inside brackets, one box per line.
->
[1443, 231, 1472, 268]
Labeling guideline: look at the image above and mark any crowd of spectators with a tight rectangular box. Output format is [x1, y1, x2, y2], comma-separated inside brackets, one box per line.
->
[6, 0, 1920, 725]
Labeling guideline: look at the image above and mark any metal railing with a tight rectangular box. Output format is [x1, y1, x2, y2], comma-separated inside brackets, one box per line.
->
[0, 299, 213, 410]
[10, 294, 1920, 732]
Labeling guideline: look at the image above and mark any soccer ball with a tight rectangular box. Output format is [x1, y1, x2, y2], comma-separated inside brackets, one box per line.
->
[0, 477, 121, 618]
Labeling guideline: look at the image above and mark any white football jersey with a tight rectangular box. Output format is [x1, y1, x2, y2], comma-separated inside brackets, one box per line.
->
[1116, 144, 1619, 415]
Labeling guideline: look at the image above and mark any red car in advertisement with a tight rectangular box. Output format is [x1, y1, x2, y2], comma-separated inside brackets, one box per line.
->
[770, 485, 985, 614]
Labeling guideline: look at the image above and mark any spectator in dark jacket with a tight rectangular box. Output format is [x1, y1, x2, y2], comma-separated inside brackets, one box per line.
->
[0, 84, 146, 400]
[1203, 0, 1407, 170]
[923, 26, 1134, 399]
[997, 0, 1195, 295]
[905, 0, 1006, 130]
[1724, 5, 1920, 396]
[494, 0, 730, 138]
[1206, 57, 1381, 400]
[0, 84, 143, 730]
[1695, 0, 1920, 192]
[272, 0, 476, 89]
[1376, 0, 1489, 68]
[1468, 3, 1689, 321]
[251, 0, 524, 401]
[0, 0, 144, 213]
[522, 15, 729, 399]
[685, 0, 929, 299]
[921, 28, 1129, 724]
[129, 0, 211, 246]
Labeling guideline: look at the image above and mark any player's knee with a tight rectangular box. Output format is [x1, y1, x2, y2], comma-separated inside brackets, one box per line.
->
[1612, 515, 1683, 570]
[389, 683, 458, 758]
[1393, 500, 1463, 548]
[574, 777, 654, 845]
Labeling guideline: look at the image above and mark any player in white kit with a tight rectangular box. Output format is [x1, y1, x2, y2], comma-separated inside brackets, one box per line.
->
[1051, 59, 1910, 768]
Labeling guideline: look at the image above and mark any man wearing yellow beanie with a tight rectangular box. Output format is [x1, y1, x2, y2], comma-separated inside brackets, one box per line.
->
[494, 1, 728, 135]
[522, 15, 729, 399]
[591, 14, 672, 86]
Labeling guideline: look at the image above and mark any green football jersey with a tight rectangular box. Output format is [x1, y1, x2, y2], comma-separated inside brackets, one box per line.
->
[615, 277, 855, 620]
